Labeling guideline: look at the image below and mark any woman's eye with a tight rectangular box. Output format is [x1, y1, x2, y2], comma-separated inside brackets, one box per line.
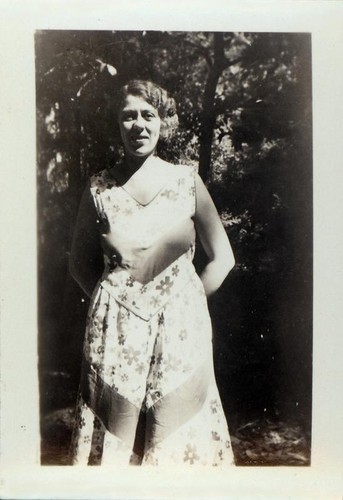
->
[122, 113, 134, 121]
[120, 110, 157, 122]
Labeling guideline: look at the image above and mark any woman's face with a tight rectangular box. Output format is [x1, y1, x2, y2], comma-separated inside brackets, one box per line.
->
[118, 94, 161, 158]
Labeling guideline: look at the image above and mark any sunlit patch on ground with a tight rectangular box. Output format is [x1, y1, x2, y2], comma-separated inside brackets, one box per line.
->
[231, 419, 310, 466]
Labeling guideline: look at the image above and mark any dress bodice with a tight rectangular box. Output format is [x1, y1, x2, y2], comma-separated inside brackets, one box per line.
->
[89, 165, 197, 320]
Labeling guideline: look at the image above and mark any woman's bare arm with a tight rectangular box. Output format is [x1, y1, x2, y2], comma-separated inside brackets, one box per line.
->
[69, 185, 104, 297]
[194, 173, 235, 297]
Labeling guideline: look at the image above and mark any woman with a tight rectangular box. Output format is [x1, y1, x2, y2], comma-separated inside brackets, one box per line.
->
[69, 80, 235, 466]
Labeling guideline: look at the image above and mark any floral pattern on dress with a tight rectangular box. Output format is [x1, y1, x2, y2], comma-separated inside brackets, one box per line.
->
[70, 164, 235, 467]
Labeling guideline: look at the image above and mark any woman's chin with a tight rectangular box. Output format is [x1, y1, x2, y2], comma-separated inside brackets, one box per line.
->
[126, 147, 156, 159]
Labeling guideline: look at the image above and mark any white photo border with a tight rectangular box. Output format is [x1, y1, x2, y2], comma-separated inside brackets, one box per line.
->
[1, 1, 342, 498]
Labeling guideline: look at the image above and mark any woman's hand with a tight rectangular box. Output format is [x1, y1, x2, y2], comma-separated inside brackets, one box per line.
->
[194, 173, 235, 298]
[100, 232, 120, 263]
[101, 232, 113, 255]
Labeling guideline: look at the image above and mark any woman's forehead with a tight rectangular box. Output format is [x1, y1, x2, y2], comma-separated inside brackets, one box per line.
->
[120, 94, 157, 112]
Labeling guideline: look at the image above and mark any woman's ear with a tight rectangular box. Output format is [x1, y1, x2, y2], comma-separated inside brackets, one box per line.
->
[159, 121, 169, 140]
[159, 113, 179, 141]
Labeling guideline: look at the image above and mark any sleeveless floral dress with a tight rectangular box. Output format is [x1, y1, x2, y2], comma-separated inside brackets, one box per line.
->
[70, 164, 235, 466]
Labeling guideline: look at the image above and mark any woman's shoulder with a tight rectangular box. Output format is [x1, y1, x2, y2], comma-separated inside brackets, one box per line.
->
[174, 162, 198, 186]
[89, 168, 116, 191]
[157, 158, 197, 177]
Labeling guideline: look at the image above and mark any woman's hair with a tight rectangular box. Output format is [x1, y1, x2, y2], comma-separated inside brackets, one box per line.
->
[116, 80, 179, 141]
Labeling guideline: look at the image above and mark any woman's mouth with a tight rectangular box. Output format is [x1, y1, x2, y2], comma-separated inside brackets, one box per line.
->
[131, 136, 149, 143]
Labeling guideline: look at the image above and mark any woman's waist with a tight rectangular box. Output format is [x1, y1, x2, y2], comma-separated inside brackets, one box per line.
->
[100, 249, 196, 320]
[101, 217, 195, 284]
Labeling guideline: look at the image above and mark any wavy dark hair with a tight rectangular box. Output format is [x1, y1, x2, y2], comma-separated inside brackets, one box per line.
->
[115, 79, 179, 141]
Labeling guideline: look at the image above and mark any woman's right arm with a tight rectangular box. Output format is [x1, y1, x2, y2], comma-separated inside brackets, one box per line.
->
[69, 185, 104, 298]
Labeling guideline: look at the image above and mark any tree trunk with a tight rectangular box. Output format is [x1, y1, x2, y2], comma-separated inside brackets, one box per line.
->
[198, 33, 225, 182]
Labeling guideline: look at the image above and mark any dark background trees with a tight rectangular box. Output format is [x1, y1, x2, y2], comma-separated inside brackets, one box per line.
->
[36, 30, 312, 463]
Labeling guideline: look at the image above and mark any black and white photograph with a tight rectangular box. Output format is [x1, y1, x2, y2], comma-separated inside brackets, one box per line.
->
[36, 30, 312, 468]
[1, 1, 343, 499]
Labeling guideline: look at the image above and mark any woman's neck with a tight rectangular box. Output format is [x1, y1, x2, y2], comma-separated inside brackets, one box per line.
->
[121, 153, 158, 179]
[124, 154, 145, 174]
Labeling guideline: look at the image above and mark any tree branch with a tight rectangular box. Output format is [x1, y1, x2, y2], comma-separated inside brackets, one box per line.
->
[172, 33, 214, 69]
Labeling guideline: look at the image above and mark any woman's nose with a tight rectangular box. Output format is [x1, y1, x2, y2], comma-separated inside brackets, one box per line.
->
[133, 114, 145, 130]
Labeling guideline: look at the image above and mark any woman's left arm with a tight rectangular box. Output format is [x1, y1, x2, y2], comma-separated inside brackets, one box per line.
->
[194, 173, 235, 297]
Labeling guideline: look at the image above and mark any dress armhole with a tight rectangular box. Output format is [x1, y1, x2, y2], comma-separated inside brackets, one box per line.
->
[69, 180, 104, 296]
[90, 171, 111, 233]
[193, 167, 198, 217]
[176, 163, 197, 217]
